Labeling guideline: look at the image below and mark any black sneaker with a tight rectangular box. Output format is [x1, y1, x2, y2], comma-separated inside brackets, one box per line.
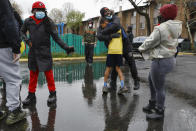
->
[0, 110, 7, 120]
[133, 80, 140, 90]
[6, 107, 26, 125]
[146, 107, 164, 120]
[22, 92, 36, 106]
[47, 91, 57, 104]
[118, 86, 128, 95]
[143, 100, 156, 113]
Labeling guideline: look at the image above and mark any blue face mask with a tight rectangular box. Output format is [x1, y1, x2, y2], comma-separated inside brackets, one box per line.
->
[106, 15, 112, 20]
[35, 11, 45, 19]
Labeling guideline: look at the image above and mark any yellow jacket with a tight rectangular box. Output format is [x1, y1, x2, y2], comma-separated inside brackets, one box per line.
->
[108, 29, 123, 54]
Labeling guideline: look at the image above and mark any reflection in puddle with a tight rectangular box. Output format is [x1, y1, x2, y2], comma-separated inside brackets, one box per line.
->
[103, 93, 139, 130]
[22, 61, 105, 85]
[82, 65, 97, 106]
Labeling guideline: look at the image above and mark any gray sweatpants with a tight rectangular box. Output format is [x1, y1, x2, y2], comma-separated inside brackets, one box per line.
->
[148, 57, 175, 109]
[0, 48, 21, 111]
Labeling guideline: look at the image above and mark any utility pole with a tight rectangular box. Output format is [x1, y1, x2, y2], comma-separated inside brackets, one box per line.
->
[184, 0, 194, 50]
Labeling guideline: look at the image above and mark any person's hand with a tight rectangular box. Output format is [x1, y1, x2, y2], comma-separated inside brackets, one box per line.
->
[111, 33, 120, 38]
[29, 42, 32, 48]
[66, 46, 74, 55]
[13, 53, 21, 63]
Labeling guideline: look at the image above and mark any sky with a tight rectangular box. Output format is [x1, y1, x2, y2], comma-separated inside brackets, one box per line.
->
[13, 0, 146, 20]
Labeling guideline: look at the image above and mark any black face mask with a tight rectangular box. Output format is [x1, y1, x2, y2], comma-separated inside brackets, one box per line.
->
[158, 15, 166, 24]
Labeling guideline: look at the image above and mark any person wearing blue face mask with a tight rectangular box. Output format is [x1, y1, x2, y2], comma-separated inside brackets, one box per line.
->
[99, 7, 140, 91]
[21, 1, 74, 107]
[83, 19, 96, 65]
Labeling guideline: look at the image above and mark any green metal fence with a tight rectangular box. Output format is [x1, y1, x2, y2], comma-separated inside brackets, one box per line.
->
[22, 33, 107, 56]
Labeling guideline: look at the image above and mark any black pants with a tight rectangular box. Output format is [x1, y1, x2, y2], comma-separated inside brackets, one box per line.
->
[110, 52, 139, 82]
[85, 44, 94, 63]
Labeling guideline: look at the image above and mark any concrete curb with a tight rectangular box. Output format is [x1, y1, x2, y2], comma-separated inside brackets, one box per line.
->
[19, 52, 195, 62]
[20, 56, 106, 62]
[178, 52, 196, 56]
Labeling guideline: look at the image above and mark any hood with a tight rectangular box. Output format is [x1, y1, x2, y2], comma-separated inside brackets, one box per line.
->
[164, 20, 182, 38]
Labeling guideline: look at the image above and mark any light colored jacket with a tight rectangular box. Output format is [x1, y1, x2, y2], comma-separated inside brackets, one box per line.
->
[139, 20, 182, 59]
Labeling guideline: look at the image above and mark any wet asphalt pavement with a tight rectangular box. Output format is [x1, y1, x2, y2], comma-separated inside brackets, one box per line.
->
[0, 58, 196, 131]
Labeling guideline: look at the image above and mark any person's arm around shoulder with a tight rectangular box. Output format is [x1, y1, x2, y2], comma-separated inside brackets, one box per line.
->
[97, 27, 112, 42]
[101, 16, 121, 35]
[139, 27, 161, 52]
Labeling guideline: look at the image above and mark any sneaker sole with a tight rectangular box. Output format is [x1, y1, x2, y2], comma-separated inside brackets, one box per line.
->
[102, 91, 108, 94]
[146, 114, 164, 121]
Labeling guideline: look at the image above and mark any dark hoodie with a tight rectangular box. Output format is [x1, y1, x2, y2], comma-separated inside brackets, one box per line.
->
[0, 0, 21, 54]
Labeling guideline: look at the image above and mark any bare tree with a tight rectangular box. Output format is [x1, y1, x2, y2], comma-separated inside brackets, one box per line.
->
[62, 2, 74, 22]
[184, 0, 194, 50]
[128, 0, 151, 35]
[49, 8, 63, 24]
[11, 1, 23, 16]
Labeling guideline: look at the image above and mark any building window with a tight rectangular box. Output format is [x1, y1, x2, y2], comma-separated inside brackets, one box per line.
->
[132, 11, 136, 17]
[131, 24, 136, 29]
[140, 23, 145, 29]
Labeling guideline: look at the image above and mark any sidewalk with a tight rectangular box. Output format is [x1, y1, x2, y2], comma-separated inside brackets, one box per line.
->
[20, 51, 196, 62]
[137, 55, 196, 99]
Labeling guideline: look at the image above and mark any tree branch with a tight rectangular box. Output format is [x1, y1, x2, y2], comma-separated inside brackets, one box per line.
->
[137, 0, 143, 6]
[128, 0, 151, 35]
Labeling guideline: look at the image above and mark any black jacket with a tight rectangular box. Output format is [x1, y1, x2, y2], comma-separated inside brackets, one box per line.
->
[127, 32, 134, 44]
[0, 0, 21, 53]
[97, 27, 111, 48]
[97, 26, 132, 54]
[21, 17, 69, 72]
[101, 15, 121, 35]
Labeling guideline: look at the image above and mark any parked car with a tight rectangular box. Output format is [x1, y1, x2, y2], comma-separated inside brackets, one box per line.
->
[132, 36, 190, 57]
[132, 36, 148, 52]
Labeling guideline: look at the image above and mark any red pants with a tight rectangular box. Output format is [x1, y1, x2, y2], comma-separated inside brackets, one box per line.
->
[29, 70, 56, 93]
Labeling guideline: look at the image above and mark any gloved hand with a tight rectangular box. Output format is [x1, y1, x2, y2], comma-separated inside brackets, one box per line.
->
[66, 46, 74, 55]
[111, 33, 120, 38]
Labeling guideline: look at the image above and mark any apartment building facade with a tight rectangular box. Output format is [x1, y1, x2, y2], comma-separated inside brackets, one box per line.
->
[60, 0, 196, 44]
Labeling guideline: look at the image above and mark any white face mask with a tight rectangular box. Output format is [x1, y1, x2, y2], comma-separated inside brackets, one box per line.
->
[106, 15, 112, 20]
[89, 24, 93, 28]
